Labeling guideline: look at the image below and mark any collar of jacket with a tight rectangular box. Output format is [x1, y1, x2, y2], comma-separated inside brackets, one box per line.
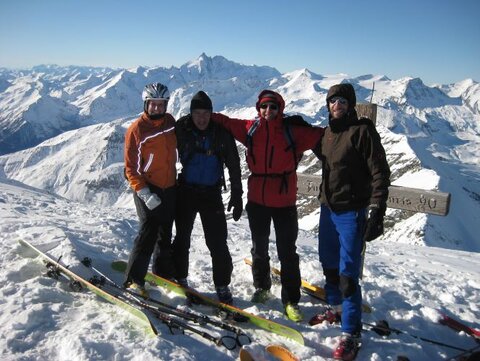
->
[140, 112, 175, 128]
[328, 109, 358, 133]
[142, 111, 166, 122]
[258, 112, 285, 127]
[181, 114, 214, 134]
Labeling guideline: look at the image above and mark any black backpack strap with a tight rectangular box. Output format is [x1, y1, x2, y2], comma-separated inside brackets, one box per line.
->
[246, 117, 261, 165]
[283, 115, 312, 169]
[283, 122, 298, 167]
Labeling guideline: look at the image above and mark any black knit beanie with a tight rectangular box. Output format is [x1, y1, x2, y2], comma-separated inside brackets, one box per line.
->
[190, 91, 213, 113]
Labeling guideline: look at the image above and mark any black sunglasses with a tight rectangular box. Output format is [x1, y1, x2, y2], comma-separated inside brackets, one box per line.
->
[260, 103, 278, 110]
[329, 96, 348, 105]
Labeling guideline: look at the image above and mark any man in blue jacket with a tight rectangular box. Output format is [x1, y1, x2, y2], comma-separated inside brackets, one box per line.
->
[172, 91, 243, 304]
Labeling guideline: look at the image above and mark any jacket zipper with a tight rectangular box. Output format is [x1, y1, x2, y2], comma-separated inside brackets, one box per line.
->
[262, 121, 270, 205]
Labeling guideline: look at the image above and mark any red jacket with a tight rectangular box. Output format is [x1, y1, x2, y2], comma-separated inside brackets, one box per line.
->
[124, 112, 177, 192]
[212, 91, 324, 207]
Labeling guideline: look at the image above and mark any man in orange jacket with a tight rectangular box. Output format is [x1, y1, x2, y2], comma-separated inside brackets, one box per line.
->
[123, 82, 177, 297]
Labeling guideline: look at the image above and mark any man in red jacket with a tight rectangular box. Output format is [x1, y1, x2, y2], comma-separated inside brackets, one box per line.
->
[212, 90, 324, 321]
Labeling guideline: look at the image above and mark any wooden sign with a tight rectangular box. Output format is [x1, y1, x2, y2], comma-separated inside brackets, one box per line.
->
[296, 173, 450, 216]
[356, 103, 377, 125]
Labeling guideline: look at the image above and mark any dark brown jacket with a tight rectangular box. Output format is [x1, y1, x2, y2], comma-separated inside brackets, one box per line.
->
[319, 115, 391, 212]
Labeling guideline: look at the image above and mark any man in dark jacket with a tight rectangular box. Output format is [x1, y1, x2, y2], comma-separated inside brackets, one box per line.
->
[310, 83, 391, 360]
[211, 90, 324, 321]
[172, 91, 243, 304]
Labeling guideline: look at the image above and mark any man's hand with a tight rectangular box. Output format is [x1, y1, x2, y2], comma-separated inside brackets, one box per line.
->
[227, 193, 243, 221]
[137, 188, 162, 210]
[363, 204, 385, 242]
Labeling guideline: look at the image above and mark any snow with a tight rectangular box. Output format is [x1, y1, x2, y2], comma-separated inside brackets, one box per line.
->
[1, 53, 480, 360]
[1, 176, 480, 361]
[392, 169, 439, 189]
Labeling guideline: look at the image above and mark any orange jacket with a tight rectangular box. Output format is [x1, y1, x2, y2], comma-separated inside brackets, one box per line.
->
[124, 113, 177, 192]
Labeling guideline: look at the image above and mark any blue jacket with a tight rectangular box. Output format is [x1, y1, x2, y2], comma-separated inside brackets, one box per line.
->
[175, 115, 242, 196]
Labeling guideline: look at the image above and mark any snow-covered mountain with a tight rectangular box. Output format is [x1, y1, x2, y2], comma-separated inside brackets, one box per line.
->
[0, 54, 280, 155]
[1, 53, 480, 361]
[1, 53, 479, 253]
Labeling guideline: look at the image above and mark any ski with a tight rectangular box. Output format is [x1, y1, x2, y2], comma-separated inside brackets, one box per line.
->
[243, 258, 372, 313]
[265, 344, 299, 361]
[111, 260, 305, 345]
[239, 347, 255, 361]
[239, 344, 299, 361]
[438, 311, 480, 341]
[17, 239, 158, 336]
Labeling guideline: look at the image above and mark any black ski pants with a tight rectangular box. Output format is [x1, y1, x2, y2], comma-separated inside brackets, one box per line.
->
[124, 185, 176, 286]
[246, 201, 301, 305]
[172, 184, 232, 287]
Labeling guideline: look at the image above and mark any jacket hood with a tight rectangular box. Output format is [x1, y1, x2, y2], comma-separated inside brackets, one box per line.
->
[326, 83, 357, 110]
[326, 83, 358, 128]
[256, 90, 285, 119]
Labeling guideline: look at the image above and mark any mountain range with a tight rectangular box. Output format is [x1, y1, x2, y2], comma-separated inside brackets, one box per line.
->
[0, 53, 479, 253]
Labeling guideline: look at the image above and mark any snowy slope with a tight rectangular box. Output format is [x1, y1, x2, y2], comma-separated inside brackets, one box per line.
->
[0, 119, 132, 206]
[1, 177, 479, 361]
[1, 54, 480, 359]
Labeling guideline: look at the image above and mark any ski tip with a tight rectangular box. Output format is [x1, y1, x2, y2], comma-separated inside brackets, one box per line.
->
[111, 260, 127, 272]
[239, 346, 256, 361]
[266, 344, 299, 361]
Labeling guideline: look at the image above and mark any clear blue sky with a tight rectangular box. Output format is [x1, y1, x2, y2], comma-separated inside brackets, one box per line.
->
[1, 0, 478, 85]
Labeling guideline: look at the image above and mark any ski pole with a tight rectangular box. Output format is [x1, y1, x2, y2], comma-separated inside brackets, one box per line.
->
[115, 276, 251, 346]
[142, 299, 251, 347]
[143, 295, 248, 336]
[110, 285, 239, 350]
[364, 320, 468, 352]
[81, 257, 248, 349]
[152, 309, 239, 350]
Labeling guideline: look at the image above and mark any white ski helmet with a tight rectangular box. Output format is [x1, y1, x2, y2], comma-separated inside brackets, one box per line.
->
[142, 82, 170, 102]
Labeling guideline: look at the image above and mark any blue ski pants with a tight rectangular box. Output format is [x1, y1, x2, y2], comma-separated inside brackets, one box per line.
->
[318, 204, 366, 334]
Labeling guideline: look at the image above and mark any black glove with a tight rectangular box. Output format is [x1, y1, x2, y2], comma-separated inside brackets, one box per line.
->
[227, 193, 243, 221]
[363, 204, 385, 242]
